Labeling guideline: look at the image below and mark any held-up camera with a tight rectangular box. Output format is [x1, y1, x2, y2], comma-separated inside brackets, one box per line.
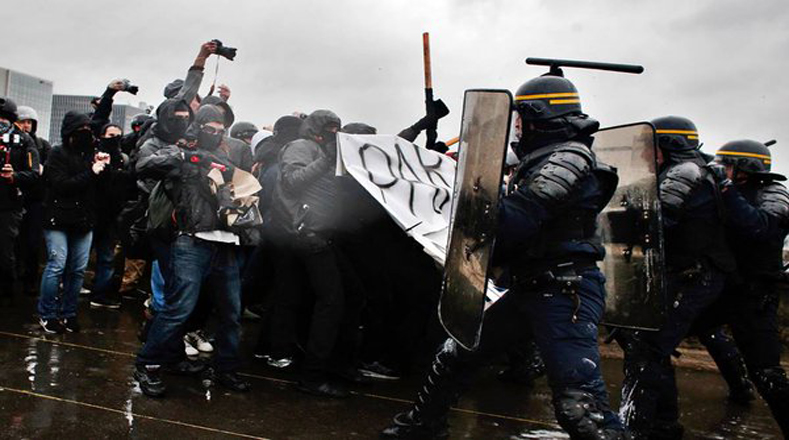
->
[121, 79, 139, 95]
[211, 39, 237, 61]
[0, 132, 21, 167]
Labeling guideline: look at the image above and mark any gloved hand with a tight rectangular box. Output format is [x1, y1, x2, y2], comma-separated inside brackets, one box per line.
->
[706, 162, 733, 191]
[412, 98, 450, 132]
[323, 141, 338, 166]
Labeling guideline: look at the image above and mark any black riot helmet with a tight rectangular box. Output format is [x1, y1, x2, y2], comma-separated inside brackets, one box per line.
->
[514, 74, 582, 123]
[651, 116, 699, 152]
[715, 139, 784, 181]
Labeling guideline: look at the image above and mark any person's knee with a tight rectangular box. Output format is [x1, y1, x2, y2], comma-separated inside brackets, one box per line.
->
[45, 248, 68, 274]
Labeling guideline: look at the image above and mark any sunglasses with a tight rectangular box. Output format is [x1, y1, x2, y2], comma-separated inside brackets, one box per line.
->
[201, 125, 226, 136]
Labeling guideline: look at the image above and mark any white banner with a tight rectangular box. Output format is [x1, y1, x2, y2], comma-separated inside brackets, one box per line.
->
[337, 133, 456, 263]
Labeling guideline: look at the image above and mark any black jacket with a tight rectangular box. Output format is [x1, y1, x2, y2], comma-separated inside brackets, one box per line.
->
[0, 128, 40, 211]
[43, 112, 110, 232]
[136, 105, 234, 235]
[273, 113, 343, 240]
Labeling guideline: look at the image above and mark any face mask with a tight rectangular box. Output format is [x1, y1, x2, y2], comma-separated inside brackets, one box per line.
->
[71, 130, 95, 151]
[100, 136, 121, 152]
[0, 121, 11, 134]
[198, 130, 223, 151]
[166, 116, 190, 139]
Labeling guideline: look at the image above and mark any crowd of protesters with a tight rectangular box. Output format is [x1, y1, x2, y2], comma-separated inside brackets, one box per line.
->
[0, 41, 461, 399]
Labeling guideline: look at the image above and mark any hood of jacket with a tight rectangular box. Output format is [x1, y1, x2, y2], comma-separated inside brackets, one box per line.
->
[299, 110, 341, 145]
[153, 99, 193, 144]
[200, 96, 235, 128]
[60, 111, 92, 147]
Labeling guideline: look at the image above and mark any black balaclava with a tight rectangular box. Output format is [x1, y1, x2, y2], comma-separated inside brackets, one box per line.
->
[60, 111, 94, 153]
[154, 99, 193, 144]
[192, 105, 226, 151]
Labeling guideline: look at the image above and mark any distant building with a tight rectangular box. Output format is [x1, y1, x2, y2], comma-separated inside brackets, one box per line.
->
[49, 94, 146, 143]
[0, 67, 54, 141]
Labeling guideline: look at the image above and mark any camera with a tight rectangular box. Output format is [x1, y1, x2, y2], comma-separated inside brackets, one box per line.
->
[121, 79, 139, 95]
[211, 39, 237, 61]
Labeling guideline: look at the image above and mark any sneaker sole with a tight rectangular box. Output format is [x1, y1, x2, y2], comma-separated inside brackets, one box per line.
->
[359, 370, 400, 381]
[90, 302, 121, 309]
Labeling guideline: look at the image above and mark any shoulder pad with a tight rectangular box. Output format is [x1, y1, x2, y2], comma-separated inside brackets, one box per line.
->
[758, 182, 789, 222]
[528, 143, 594, 204]
[660, 161, 703, 212]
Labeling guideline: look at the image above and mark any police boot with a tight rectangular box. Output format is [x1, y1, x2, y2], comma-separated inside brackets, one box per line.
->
[699, 329, 755, 405]
[554, 389, 631, 440]
[380, 339, 469, 439]
[751, 367, 789, 437]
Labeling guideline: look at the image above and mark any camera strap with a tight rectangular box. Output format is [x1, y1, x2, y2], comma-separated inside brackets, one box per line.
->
[207, 56, 221, 96]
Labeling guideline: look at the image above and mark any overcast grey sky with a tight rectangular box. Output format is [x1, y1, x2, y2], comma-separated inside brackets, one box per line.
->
[3, 0, 788, 174]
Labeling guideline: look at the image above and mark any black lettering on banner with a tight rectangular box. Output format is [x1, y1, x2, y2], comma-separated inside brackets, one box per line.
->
[359, 143, 397, 202]
[357, 140, 453, 216]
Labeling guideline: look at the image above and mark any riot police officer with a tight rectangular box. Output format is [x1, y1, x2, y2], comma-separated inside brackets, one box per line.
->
[381, 73, 626, 439]
[691, 139, 789, 435]
[620, 116, 734, 439]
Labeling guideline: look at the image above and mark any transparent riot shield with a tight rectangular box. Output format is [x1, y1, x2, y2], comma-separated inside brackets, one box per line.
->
[440, 89, 512, 350]
[594, 123, 666, 330]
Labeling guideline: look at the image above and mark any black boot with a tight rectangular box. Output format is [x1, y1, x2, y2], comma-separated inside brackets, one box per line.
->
[380, 339, 471, 439]
[699, 328, 755, 405]
[752, 367, 789, 437]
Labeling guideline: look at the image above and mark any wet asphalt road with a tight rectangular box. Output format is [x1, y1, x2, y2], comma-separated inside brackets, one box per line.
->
[0, 295, 783, 439]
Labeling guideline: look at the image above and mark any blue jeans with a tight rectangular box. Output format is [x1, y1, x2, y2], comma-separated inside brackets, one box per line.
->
[90, 231, 116, 302]
[150, 260, 165, 313]
[37, 229, 93, 320]
[137, 235, 242, 372]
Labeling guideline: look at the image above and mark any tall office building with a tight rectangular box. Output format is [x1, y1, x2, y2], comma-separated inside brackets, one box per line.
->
[50, 94, 147, 142]
[0, 67, 54, 141]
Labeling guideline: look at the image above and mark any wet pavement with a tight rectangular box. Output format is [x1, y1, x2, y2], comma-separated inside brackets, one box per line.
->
[0, 295, 783, 439]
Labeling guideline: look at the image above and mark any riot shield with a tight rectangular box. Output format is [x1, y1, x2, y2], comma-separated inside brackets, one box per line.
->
[440, 89, 512, 350]
[594, 123, 666, 330]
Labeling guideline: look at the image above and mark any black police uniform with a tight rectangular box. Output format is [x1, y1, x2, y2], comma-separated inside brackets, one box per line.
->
[381, 75, 626, 440]
[620, 117, 734, 439]
[691, 139, 789, 436]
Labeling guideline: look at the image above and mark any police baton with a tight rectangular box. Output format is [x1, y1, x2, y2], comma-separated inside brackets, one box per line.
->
[526, 57, 644, 75]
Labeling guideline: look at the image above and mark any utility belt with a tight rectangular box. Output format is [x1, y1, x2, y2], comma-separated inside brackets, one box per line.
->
[510, 258, 599, 323]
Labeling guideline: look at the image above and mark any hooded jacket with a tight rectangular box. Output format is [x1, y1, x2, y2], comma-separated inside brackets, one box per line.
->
[272, 110, 343, 241]
[135, 99, 194, 194]
[43, 111, 106, 232]
[136, 105, 234, 235]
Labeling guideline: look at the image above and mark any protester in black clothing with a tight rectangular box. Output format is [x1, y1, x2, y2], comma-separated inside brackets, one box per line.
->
[37, 111, 112, 333]
[120, 113, 153, 156]
[89, 123, 134, 309]
[134, 104, 250, 397]
[271, 109, 367, 398]
[14, 105, 49, 296]
[0, 97, 40, 306]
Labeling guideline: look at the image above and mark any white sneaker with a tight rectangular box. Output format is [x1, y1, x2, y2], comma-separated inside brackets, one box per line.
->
[185, 330, 213, 353]
[184, 338, 199, 357]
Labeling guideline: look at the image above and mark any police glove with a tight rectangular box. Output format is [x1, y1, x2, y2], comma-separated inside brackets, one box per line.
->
[706, 162, 733, 191]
